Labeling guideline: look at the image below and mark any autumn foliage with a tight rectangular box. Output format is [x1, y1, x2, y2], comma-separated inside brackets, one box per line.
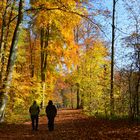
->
[0, 0, 139, 125]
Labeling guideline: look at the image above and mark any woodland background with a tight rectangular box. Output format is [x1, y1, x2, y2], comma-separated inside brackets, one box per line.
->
[0, 0, 139, 123]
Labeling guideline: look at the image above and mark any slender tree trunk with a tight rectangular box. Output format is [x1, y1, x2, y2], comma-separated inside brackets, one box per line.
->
[29, 32, 35, 77]
[80, 90, 84, 109]
[128, 73, 133, 120]
[110, 0, 116, 116]
[40, 25, 49, 107]
[135, 22, 140, 119]
[70, 86, 73, 109]
[41, 82, 45, 108]
[136, 74, 140, 118]
[0, 0, 9, 84]
[74, 26, 80, 109]
[0, 0, 24, 122]
[0, 92, 8, 122]
[0, 0, 16, 85]
[76, 83, 80, 109]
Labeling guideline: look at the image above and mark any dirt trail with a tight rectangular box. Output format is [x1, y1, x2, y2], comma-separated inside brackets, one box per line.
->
[0, 109, 140, 140]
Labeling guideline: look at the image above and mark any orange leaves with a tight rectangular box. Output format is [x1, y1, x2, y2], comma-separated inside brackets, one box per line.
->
[31, 1, 83, 71]
[31, 0, 82, 32]
[31, 0, 56, 27]
[22, 0, 86, 104]
[92, 41, 108, 58]
[48, 41, 63, 58]
[34, 11, 50, 28]
[63, 43, 79, 70]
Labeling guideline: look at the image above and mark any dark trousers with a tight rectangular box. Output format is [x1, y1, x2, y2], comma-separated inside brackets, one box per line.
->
[31, 115, 38, 130]
[47, 117, 54, 131]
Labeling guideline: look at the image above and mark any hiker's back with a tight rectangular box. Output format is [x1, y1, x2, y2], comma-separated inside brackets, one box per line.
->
[46, 105, 57, 118]
[30, 104, 39, 116]
[45, 100, 57, 131]
[29, 101, 40, 131]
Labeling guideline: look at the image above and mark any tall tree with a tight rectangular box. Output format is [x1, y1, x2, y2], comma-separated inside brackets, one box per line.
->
[29, 0, 84, 106]
[110, 0, 117, 116]
[0, 0, 24, 122]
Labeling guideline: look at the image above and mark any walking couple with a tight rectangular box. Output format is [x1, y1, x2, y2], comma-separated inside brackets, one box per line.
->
[29, 100, 57, 131]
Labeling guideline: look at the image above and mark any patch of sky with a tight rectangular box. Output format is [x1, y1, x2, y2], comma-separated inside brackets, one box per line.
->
[90, 0, 136, 70]
[22, 0, 138, 70]
[23, 0, 31, 28]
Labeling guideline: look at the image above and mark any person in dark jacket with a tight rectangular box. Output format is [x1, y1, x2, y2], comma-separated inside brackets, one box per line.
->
[29, 101, 40, 131]
[46, 100, 57, 131]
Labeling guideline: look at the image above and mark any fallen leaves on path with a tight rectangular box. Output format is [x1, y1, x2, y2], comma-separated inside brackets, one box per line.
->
[0, 109, 140, 140]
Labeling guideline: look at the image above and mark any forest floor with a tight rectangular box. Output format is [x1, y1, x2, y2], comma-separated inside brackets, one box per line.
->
[0, 109, 140, 140]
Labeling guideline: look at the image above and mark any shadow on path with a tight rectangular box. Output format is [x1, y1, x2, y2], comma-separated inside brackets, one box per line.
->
[0, 110, 140, 140]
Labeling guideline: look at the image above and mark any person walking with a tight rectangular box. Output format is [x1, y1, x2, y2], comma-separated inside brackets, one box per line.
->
[29, 101, 40, 131]
[46, 100, 57, 131]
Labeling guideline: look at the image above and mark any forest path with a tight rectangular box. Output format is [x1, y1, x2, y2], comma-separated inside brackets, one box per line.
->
[0, 109, 140, 140]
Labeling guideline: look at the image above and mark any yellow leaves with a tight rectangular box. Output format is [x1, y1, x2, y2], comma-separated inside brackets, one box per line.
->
[31, 0, 52, 8]
[32, 1, 59, 28]
[34, 11, 50, 28]
[84, 40, 108, 67]
[0, 1, 6, 11]
[77, 41, 110, 113]
[93, 41, 108, 56]
[62, 43, 79, 70]
[32, 0, 82, 32]
[48, 41, 63, 57]
[31, 0, 83, 72]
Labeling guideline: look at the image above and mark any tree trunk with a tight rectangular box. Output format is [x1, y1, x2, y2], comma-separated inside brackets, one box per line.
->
[76, 83, 80, 109]
[136, 74, 140, 118]
[0, 0, 24, 122]
[29, 32, 35, 77]
[0, 92, 8, 122]
[70, 86, 73, 109]
[0, 0, 16, 85]
[0, 0, 9, 84]
[74, 26, 80, 109]
[40, 25, 49, 106]
[110, 0, 116, 116]
[80, 93, 84, 109]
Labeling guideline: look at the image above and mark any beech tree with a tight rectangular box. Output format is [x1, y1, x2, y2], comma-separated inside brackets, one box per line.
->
[0, 0, 24, 122]
[29, 0, 84, 106]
